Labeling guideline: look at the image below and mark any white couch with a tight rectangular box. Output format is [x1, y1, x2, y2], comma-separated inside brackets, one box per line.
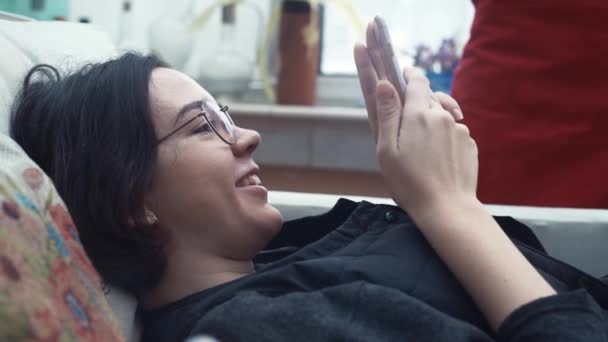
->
[1, 12, 608, 342]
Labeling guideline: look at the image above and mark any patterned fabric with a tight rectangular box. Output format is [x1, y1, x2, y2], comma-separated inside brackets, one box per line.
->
[0, 134, 124, 341]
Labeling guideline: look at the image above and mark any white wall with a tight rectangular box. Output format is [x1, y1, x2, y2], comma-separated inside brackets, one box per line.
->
[67, 0, 472, 71]
[68, 0, 122, 42]
[67, 0, 268, 50]
[68, 0, 169, 50]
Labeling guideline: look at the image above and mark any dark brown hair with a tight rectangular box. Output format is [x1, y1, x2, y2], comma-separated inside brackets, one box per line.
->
[10, 52, 169, 298]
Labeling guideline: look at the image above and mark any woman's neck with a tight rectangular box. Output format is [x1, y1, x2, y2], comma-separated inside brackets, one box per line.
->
[141, 249, 255, 309]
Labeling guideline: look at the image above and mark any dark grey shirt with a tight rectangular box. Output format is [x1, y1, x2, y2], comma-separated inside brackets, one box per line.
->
[191, 284, 606, 342]
[141, 199, 608, 341]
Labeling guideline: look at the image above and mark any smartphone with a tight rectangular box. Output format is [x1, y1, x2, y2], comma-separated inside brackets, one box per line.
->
[372, 16, 407, 105]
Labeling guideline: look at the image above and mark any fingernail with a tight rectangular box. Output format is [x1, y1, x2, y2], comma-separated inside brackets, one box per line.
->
[453, 109, 464, 120]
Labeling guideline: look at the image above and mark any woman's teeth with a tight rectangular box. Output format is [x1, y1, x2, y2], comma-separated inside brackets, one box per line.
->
[237, 174, 262, 187]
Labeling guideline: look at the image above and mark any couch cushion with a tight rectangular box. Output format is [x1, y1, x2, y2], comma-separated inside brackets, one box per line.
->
[0, 19, 116, 134]
[0, 133, 124, 341]
[0, 31, 31, 134]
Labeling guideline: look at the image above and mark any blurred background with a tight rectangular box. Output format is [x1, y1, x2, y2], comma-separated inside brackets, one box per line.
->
[0, 0, 475, 197]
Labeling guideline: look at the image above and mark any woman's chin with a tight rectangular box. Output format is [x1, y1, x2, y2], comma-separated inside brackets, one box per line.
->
[257, 203, 284, 238]
[234, 189, 284, 238]
[266, 203, 284, 227]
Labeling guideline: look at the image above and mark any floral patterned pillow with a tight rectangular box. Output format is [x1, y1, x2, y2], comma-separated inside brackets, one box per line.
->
[0, 134, 124, 341]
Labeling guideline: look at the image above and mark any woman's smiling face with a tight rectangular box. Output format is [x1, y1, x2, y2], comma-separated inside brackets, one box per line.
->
[145, 67, 283, 259]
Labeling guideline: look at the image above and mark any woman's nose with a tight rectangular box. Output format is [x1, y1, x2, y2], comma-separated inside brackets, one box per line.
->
[231, 126, 261, 156]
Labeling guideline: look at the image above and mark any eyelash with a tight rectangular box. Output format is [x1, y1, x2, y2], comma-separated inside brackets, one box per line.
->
[193, 121, 212, 135]
[191, 103, 227, 135]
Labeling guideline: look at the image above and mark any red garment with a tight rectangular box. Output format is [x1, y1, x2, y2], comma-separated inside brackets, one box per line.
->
[452, 0, 608, 208]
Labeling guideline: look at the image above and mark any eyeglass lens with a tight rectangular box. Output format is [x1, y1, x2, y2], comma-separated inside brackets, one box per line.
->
[204, 102, 235, 144]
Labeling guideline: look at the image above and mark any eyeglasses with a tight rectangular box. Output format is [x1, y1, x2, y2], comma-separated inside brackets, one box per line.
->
[157, 101, 236, 145]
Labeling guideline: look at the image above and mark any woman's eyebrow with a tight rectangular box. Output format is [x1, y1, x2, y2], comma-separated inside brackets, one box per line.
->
[174, 100, 204, 127]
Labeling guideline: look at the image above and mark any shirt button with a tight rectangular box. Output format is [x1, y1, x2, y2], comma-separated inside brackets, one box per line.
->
[384, 210, 397, 223]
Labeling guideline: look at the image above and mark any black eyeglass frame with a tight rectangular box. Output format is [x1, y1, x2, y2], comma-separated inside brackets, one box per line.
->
[156, 103, 235, 145]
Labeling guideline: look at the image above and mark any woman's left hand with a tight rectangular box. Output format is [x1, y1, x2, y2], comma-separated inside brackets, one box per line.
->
[352, 23, 555, 332]
[353, 25, 478, 217]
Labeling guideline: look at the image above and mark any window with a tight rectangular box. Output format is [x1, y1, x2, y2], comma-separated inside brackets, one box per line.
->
[320, 0, 475, 76]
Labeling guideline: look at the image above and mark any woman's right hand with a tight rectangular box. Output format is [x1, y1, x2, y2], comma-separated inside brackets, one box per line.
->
[354, 40, 479, 218]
